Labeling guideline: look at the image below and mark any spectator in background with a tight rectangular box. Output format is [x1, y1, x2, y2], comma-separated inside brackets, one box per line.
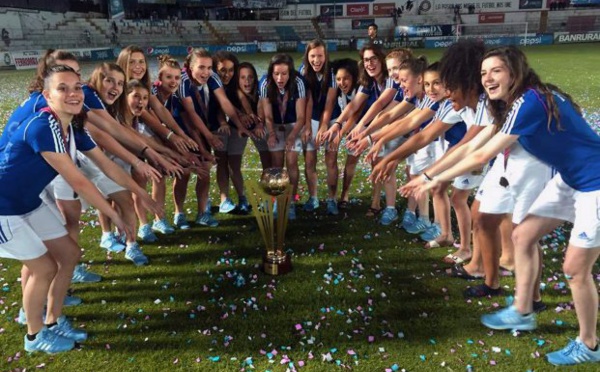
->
[2, 28, 10, 47]
[367, 23, 383, 46]
[84, 29, 91, 44]
[112, 21, 118, 34]
[468, 4, 475, 14]
[349, 35, 356, 50]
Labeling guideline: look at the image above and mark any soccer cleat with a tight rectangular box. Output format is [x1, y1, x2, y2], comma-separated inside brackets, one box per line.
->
[238, 196, 251, 214]
[326, 198, 339, 216]
[152, 219, 175, 235]
[24, 326, 75, 354]
[420, 222, 442, 241]
[71, 264, 101, 284]
[100, 232, 126, 253]
[48, 315, 87, 342]
[196, 212, 219, 227]
[125, 243, 149, 266]
[379, 207, 398, 226]
[481, 305, 537, 331]
[546, 338, 600, 366]
[173, 213, 191, 230]
[401, 210, 417, 231]
[137, 224, 158, 243]
[219, 198, 236, 214]
[302, 196, 319, 212]
[406, 216, 431, 234]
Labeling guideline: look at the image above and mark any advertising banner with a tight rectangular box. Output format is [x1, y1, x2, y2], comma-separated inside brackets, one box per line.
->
[395, 24, 455, 37]
[320, 5, 343, 16]
[108, 0, 125, 20]
[432, 0, 518, 12]
[373, 2, 396, 15]
[347, 4, 370, 16]
[12, 50, 44, 70]
[554, 31, 600, 44]
[352, 18, 375, 30]
[2, 52, 14, 68]
[424, 34, 553, 48]
[519, 0, 543, 9]
[91, 49, 115, 61]
[478, 13, 505, 23]
[279, 7, 314, 19]
[259, 42, 278, 52]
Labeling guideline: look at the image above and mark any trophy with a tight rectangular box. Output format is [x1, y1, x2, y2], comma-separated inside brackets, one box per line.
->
[247, 168, 293, 275]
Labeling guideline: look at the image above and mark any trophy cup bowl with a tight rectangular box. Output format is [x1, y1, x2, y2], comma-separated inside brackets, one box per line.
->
[259, 167, 290, 196]
[247, 168, 293, 275]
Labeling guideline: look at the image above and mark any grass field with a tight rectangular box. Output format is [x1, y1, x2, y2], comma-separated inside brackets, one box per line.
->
[0, 44, 599, 372]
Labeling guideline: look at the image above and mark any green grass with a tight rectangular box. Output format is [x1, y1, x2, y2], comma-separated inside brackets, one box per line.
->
[0, 44, 599, 371]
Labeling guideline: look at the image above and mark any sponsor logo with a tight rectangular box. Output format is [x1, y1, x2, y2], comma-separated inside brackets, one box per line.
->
[434, 40, 453, 48]
[14, 57, 39, 67]
[519, 37, 543, 45]
[94, 50, 109, 59]
[347, 4, 369, 16]
[146, 47, 170, 55]
[556, 32, 600, 43]
[226, 45, 248, 53]
[373, 3, 396, 15]
[578, 231, 590, 240]
[3, 53, 11, 66]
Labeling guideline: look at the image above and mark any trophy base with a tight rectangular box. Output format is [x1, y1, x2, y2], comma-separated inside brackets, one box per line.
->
[262, 253, 292, 276]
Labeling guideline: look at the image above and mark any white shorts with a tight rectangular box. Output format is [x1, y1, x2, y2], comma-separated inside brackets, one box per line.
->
[476, 156, 512, 214]
[453, 172, 484, 191]
[212, 127, 249, 156]
[269, 124, 302, 152]
[0, 203, 67, 260]
[527, 174, 600, 248]
[79, 156, 126, 198]
[378, 135, 407, 158]
[51, 175, 79, 201]
[408, 143, 436, 176]
[305, 119, 322, 152]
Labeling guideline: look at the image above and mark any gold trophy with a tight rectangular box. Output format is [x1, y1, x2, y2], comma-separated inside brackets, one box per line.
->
[247, 168, 293, 275]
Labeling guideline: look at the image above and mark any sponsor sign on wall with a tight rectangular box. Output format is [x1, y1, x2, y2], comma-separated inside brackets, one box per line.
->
[2, 52, 14, 67]
[424, 34, 553, 48]
[432, 0, 517, 12]
[519, 0, 543, 9]
[396, 24, 455, 37]
[554, 31, 600, 44]
[373, 2, 396, 15]
[478, 13, 505, 23]
[12, 50, 43, 70]
[320, 5, 343, 16]
[347, 4, 370, 16]
[279, 7, 314, 19]
[352, 18, 375, 30]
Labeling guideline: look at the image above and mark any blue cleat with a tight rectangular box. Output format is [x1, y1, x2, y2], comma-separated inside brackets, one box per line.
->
[24, 326, 75, 354]
[481, 305, 536, 331]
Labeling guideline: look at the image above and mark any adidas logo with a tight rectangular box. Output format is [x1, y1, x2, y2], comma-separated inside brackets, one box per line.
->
[578, 231, 590, 240]
[462, 179, 470, 185]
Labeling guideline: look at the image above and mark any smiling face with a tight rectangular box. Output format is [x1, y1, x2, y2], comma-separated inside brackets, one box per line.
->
[217, 59, 235, 85]
[191, 56, 213, 85]
[127, 86, 149, 117]
[44, 71, 84, 118]
[308, 45, 326, 74]
[423, 71, 444, 102]
[448, 88, 468, 111]
[362, 49, 382, 79]
[481, 56, 512, 102]
[99, 69, 125, 105]
[399, 68, 423, 99]
[335, 67, 354, 95]
[128, 52, 147, 80]
[159, 66, 181, 94]
[386, 57, 402, 84]
[272, 63, 290, 91]
[238, 66, 256, 95]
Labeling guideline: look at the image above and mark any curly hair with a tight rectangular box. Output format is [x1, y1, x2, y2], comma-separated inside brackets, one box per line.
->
[439, 39, 485, 97]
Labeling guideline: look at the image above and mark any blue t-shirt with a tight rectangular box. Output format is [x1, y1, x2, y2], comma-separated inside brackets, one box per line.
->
[0, 111, 96, 215]
[299, 64, 337, 121]
[500, 89, 600, 191]
[152, 84, 186, 132]
[415, 95, 441, 130]
[83, 85, 106, 111]
[259, 75, 307, 125]
[179, 70, 224, 131]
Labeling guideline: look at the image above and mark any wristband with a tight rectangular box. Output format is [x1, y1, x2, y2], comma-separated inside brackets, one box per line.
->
[166, 131, 174, 140]
[422, 172, 433, 182]
[366, 135, 373, 146]
[140, 146, 149, 157]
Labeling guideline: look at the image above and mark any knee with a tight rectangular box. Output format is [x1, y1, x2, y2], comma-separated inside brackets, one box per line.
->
[562, 261, 588, 283]
[511, 225, 536, 250]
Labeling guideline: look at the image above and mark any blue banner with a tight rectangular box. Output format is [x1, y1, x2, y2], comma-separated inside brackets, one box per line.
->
[396, 24, 455, 38]
[108, 0, 125, 20]
[91, 49, 115, 61]
[424, 34, 553, 49]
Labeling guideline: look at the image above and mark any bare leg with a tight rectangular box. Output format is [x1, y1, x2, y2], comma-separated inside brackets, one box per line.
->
[450, 188, 472, 259]
[498, 217, 515, 270]
[151, 178, 166, 221]
[460, 200, 485, 276]
[286, 151, 300, 197]
[228, 154, 245, 200]
[431, 182, 453, 243]
[478, 212, 504, 289]
[173, 172, 191, 215]
[325, 149, 339, 199]
[215, 150, 229, 203]
[304, 150, 318, 199]
[340, 154, 358, 202]
[44, 236, 81, 324]
[108, 191, 137, 245]
[22, 254, 57, 335]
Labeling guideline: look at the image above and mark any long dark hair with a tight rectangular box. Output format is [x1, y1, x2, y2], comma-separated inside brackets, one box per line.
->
[358, 43, 387, 88]
[213, 50, 242, 108]
[29, 49, 78, 93]
[484, 46, 581, 132]
[238, 61, 259, 114]
[302, 39, 331, 102]
[266, 53, 297, 107]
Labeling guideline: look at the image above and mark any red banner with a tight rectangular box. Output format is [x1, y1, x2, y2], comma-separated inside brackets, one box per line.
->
[373, 2, 396, 16]
[478, 13, 505, 24]
[347, 4, 369, 16]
